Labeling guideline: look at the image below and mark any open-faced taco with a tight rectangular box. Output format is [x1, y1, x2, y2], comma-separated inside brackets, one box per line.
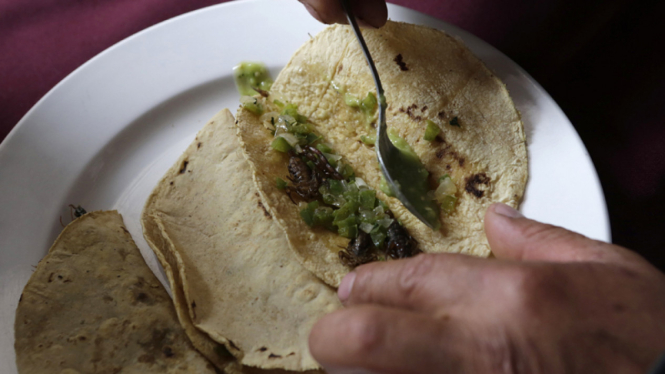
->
[236, 21, 528, 287]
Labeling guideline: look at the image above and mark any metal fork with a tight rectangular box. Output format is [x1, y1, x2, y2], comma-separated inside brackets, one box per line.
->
[339, 0, 440, 229]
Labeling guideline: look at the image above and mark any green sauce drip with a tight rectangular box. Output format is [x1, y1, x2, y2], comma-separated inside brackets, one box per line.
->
[234, 62, 273, 96]
[385, 130, 441, 229]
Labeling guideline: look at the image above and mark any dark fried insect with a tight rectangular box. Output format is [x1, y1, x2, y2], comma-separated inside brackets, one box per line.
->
[60, 204, 88, 227]
[301, 145, 343, 180]
[385, 221, 419, 259]
[69, 204, 87, 218]
[285, 154, 322, 202]
[339, 231, 376, 267]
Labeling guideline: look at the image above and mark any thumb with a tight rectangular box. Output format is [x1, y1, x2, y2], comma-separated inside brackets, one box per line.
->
[484, 203, 637, 264]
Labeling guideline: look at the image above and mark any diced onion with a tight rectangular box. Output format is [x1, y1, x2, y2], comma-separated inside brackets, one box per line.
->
[294, 144, 303, 154]
[260, 111, 279, 128]
[354, 178, 368, 188]
[378, 218, 393, 228]
[277, 133, 299, 147]
[240, 95, 257, 105]
[436, 176, 457, 195]
[323, 153, 342, 162]
[360, 222, 375, 233]
[434, 176, 457, 204]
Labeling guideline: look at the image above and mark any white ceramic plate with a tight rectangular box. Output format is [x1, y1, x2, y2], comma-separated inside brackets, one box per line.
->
[0, 0, 610, 369]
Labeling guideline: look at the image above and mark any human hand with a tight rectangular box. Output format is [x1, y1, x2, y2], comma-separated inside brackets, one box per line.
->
[309, 203, 665, 373]
[298, 0, 388, 28]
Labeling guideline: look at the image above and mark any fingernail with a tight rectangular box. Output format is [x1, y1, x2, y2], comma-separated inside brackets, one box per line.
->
[357, 17, 378, 29]
[492, 203, 523, 219]
[298, 1, 323, 22]
[338, 272, 356, 302]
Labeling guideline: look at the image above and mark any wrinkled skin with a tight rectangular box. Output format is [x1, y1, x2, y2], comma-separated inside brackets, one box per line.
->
[310, 203, 665, 374]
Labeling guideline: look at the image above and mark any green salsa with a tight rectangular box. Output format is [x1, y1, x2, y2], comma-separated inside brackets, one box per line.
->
[384, 130, 441, 229]
[234, 62, 273, 96]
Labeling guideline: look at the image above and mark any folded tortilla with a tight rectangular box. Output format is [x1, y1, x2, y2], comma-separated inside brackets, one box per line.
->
[237, 21, 528, 287]
[14, 211, 216, 373]
[142, 109, 338, 372]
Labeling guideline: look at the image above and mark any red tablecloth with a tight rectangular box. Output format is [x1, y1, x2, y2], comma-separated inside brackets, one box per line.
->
[1, 0, 664, 268]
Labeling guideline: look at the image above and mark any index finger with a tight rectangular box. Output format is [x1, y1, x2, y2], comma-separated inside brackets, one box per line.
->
[340, 253, 495, 314]
[299, 0, 388, 28]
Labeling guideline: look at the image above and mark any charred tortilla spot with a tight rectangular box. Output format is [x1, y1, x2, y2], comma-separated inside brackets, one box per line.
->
[269, 353, 282, 359]
[438, 111, 445, 119]
[179, 160, 189, 174]
[338, 63, 343, 72]
[394, 54, 408, 71]
[259, 347, 267, 352]
[458, 158, 465, 167]
[421, 105, 428, 112]
[434, 135, 444, 143]
[163, 346, 174, 357]
[197, 142, 202, 149]
[465, 173, 491, 198]
[135, 292, 149, 303]
[258, 201, 272, 219]
[47, 272, 54, 283]
[401, 104, 422, 121]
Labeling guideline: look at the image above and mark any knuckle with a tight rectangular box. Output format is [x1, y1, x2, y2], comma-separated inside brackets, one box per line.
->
[397, 253, 435, 301]
[343, 309, 384, 357]
[503, 266, 569, 318]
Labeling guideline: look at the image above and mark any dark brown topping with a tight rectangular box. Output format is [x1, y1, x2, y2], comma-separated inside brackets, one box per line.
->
[339, 232, 376, 268]
[438, 111, 446, 119]
[385, 221, 420, 259]
[465, 173, 491, 198]
[301, 145, 343, 180]
[285, 155, 322, 202]
[394, 54, 409, 71]
[179, 160, 189, 174]
[254, 88, 269, 97]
